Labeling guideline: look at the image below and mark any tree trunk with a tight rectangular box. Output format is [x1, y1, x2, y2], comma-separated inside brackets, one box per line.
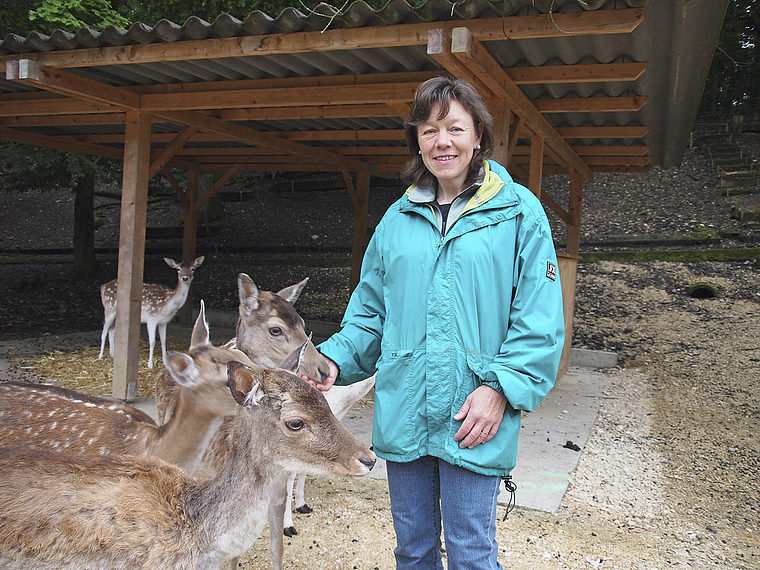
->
[70, 169, 98, 281]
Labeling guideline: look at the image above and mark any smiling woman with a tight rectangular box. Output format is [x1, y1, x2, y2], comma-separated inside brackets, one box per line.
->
[315, 76, 566, 570]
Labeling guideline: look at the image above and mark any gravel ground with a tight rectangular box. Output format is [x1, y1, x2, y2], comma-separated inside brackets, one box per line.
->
[0, 145, 759, 569]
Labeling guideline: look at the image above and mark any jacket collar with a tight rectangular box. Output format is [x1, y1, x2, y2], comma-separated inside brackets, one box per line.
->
[401, 160, 517, 215]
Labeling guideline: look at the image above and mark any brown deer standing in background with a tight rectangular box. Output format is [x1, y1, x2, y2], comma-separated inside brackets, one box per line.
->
[0, 350, 376, 569]
[98, 255, 205, 369]
[0, 301, 252, 475]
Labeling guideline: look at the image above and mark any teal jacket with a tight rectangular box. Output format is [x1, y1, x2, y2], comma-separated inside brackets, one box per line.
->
[317, 160, 565, 476]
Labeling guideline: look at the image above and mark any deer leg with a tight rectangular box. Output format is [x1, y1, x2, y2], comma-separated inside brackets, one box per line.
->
[269, 472, 288, 570]
[284, 471, 296, 534]
[294, 472, 312, 514]
[158, 321, 168, 366]
[99, 313, 116, 359]
[147, 322, 157, 369]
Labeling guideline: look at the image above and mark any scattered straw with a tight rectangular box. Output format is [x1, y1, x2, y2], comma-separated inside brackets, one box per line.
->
[11, 337, 190, 398]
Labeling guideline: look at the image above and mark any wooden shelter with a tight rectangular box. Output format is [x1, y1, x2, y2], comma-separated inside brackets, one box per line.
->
[0, 0, 728, 399]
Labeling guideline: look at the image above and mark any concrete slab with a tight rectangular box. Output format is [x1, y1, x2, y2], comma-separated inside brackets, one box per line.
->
[502, 367, 611, 513]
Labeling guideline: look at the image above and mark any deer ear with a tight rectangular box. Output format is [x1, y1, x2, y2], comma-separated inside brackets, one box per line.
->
[276, 277, 309, 305]
[165, 257, 180, 269]
[165, 352, 202, 388]
[238, 273, 260, 316]
[189, 300, 211, 349]
[227, 360, 265, 408]
[280, 335, 310, 373]
[193, 256, 205, 268]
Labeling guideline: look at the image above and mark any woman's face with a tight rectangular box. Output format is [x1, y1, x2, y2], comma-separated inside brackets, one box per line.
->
[417, 100, 483, 197]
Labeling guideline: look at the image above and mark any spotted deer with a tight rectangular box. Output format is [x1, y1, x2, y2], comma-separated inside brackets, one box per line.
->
[0, 352, 376, 569]
[99, 255, 205, 369]
[154, 273, 327, 425]
[0, 300, 250, 475]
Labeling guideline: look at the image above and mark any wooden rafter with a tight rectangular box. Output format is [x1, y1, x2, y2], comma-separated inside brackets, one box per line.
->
[439, 26, 593, 180]
[0, 9, 644, 69]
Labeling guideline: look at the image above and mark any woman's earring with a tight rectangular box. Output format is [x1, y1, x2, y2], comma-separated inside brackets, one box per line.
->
[475, 144, 481, 150]
[418, 150, 422, 154]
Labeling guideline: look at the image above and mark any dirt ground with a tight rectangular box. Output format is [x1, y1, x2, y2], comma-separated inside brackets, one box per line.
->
[230, 261, 760, 570]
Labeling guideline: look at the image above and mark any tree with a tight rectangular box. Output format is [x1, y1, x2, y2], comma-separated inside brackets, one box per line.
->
[0, 143, 119, 280]
[700, 0, 760, 116]
[28, 0, 130, 33]
[0, 1, 132, 281]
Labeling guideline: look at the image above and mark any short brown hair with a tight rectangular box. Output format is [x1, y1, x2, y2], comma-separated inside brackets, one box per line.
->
[401, 76, 494, 188]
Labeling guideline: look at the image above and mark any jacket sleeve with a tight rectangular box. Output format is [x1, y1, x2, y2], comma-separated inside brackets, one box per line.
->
[316, 222, 386, 385]
[484, 169, 566, 411]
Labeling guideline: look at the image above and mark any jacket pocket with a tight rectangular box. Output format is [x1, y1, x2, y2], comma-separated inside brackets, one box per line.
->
[372, 349, 422, 457]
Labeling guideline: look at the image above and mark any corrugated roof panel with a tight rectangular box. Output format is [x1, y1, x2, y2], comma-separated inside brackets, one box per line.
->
[0, 0, 729, 170]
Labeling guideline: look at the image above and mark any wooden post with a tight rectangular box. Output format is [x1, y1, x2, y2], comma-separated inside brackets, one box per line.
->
[179, 167, 200, 324]
[490, 100, 509, 167]
[350, 166, 370, 292]
[528, 132, 544, 199]
[112, 110, 151, 401]
[567, 168, 584, 257]
[555, 168, 584, 381]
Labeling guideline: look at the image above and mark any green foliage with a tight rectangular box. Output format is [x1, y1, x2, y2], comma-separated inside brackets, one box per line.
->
[0, 0, 34, 37]
[29, 0, 131, 33]
[700, 0, 760, 116]
[0, 141, 119, 192]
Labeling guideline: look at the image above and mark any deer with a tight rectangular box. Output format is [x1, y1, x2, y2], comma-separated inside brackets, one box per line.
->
[98, 255, 205, 369]
[0, 350, 376, 569]
[154, 273, 328, 425]
[152, 275, 372, 569]
[0, 300, 255, 475]
[283, 373, 376, 536]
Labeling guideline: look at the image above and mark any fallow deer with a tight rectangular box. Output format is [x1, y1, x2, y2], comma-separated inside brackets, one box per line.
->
[99, 255, 205, 369]
[153, 273, 333, 570]
[284, 373, 376, 536]
[0, 300, 250, 475]
[154, 273, 326, 425]
[0, 353, 376, 569]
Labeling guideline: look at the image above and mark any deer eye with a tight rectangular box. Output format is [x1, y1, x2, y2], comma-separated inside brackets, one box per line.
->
[269, 327, 283, 337]
[286, 419, 304, 431]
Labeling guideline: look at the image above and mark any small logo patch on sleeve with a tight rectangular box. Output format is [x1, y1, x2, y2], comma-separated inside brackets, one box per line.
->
[546, 261, 557, 281]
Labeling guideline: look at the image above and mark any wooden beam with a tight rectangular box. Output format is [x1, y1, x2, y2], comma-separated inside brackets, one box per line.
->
[349, 166, 370, 291]
[140, 82, 420, 112]
[448, 27, 592, 180]
[529, 132, 544, 199]
[155, 110, 368, 171]
[112, 110, 152, 401]
[179, 167, 200, 325]
[555, 125, 650, 138]
[572, 145, 649, 156]
[192, 164, 242, 213]
[285, 130, 405, 142]
[0, 9, 643, 69]
[148, 126, 197, 179]
[0, 125, 123, 159]
[8, 59, 139, 110]
[541, 190, 571, 226]
[567, 168, 584, 257]
[0, 112, 126, 127]
[219, 103, 401, 121]
[534, 96, 647, 113]
[506, 62, 646, 84]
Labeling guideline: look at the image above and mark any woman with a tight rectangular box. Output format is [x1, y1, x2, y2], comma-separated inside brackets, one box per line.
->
[316, 76, 565, 569]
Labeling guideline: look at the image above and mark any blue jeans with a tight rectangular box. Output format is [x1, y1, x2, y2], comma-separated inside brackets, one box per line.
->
[386, 456, 503, 570]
